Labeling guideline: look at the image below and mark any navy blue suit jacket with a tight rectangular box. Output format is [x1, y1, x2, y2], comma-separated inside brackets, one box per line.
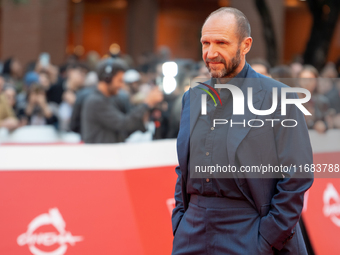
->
[172, 66, 314, 252]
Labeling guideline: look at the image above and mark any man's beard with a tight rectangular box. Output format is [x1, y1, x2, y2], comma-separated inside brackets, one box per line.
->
[108, 86, 118, 96]
[205, 48, 241, 78]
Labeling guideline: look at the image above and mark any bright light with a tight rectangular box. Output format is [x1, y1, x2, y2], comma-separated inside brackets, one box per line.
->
[162, 61, 178, 94]
[163, 77, 177, 94]
[162, 62, 178, 77]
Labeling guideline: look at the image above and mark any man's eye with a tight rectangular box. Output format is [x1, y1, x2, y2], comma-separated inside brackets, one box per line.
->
[218, 42, 225, 45]
[202, 42, 210, 45]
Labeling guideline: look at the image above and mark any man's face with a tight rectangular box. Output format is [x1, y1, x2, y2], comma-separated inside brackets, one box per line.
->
[201, 14, 243, 78]
[299, 70, 317, 93]
[109, 71, 125, 96]
[68, 68, 86, 88]
[0, 76, 5, 92]
[251, 64, 269, 76]
[4, 88, 16, 107]
[11, 59, 23, 78]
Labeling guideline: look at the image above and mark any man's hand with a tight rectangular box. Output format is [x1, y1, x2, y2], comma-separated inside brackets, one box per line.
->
[144, 87, 163, 108]
[0, 117, 19, 131]
[63, 90, 76, 105]
[36, 93, 47, 107]
[313, 120, 327, 133]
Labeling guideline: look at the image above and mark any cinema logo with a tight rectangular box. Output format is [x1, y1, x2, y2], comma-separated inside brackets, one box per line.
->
[199, 83, 311, 127]
[323, 183, 340, 227]
[17, 208, 83, 255]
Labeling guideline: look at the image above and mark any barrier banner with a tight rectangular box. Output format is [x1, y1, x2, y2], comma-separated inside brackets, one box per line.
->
[302, 152, 340, 254]
[0, 141, 178, 255]
[0, 132, 340, 255]
[0, 168, 178, 255]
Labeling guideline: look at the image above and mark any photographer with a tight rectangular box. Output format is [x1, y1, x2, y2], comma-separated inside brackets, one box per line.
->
[25, 84, 58, 127]
[81, 58, 163, 143]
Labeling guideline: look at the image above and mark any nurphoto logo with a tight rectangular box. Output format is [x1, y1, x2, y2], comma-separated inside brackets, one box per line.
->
[198, 81, 312, 128]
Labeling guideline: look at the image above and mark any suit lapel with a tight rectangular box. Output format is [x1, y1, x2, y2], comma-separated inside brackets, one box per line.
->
[189, 80, 210, 136]
[184, 72, 267, 178]
[180, 69, 267, 206]
[177, 91, 191, 175]
[227, 77, 266, 169]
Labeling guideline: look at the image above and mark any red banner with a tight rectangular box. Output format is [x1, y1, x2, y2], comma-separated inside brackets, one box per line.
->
[302, 152, 340, 254]
[0, 167, 178, 255]
[0, 134, 339, 255]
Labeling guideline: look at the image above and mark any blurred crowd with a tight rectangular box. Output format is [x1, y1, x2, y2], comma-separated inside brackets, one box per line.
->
[249, 58, 340, 133]
[0, 48, 339, 143]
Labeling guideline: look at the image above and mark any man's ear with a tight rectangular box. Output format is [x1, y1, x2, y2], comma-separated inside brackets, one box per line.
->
[242, 37, 252, 55]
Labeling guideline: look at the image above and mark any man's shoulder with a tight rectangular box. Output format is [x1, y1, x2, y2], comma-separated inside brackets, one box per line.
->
[183, 79, 210, 100]
[247, 65, 290, 92]
[84, 90, 105, 104]
[255, 73, 290, 92]
[82, 90, 107, 114]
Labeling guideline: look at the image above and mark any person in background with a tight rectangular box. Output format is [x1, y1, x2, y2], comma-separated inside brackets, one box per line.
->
[316, 62, 337, 95]
[270, 65, 296, 87]
[83, 71, 99, 88]
[70, 83, 131, 135]
[2, 57, 23, 91]
[0, 87, 19, 131]
[298, 65, 330, 133]
[123, 69, 150, 105]
[321, 63, 340, 129]
[270, 65, 293, 79]
[63, 64, 88, 94]
[249, 58, 271, 77]
[196, 61, 210, 78]
[35, 59, 59, 86]
[321, 62, 338, 79]
[3, 86, 16, 110]
[0, 75, 5, 93]
[85, 51, 100, 71]
[2, 58, 23, 81]
[70, 67, 131, 135]
[56, 63, 88, 131]
[325, 80, 340, 115]
[16, 72, 40, 123]
[70, 85, 96, 134]
[47, 63, 87, 105]
[290, 56, 304, 78]
[38, 70, 52, 91]
[58, 89, 77, 131]
[25, 84, 58, 127]
[166, 75, 192, 139]
[81, 58, 163, 143]
[3, 85, 27, 127]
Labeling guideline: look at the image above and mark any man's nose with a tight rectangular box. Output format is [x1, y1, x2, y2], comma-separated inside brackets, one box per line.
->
[206, 45, 219, 60]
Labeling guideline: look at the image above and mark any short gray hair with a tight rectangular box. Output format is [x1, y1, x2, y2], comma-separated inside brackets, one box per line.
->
[203, 7, 251, 42]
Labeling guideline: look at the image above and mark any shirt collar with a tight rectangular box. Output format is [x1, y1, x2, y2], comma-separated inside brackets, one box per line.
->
[234, 62, 249, 79]
[211, 62, 249, 86]
[216, 62, 249, 100]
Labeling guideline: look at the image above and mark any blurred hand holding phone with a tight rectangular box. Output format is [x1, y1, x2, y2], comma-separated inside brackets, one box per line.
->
[39, 53, 50, 68]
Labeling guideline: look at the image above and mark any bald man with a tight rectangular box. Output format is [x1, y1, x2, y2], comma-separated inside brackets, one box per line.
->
[171, 7, 313, 255]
